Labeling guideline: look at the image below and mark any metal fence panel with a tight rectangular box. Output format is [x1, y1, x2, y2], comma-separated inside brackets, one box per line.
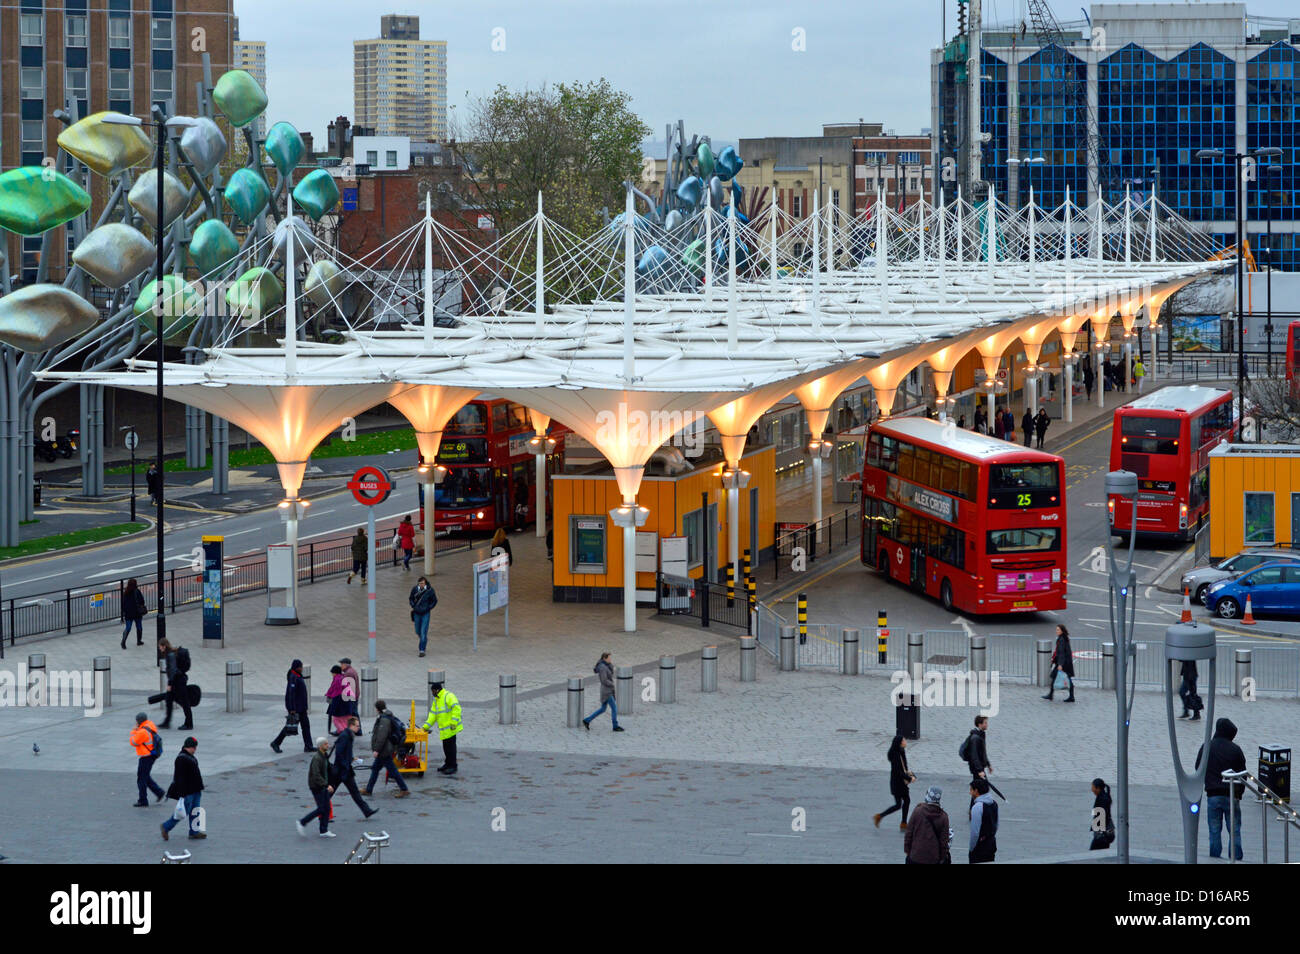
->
[1195, 523, 1211, 566]
[796, 623, 842, 670]
[922, 630, 970, 673]
[1250, 647, 1300, 695]
[755, 604, 783, 659]
[987, 634, 1037, 683]
[860, 628, 907, 671]
[1065, 636, 1104, 687]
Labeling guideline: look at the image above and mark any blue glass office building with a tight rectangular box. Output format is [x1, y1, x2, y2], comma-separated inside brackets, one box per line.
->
[934, 2, 1300, 271]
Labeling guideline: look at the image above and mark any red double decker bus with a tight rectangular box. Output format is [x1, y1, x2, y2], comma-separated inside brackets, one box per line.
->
[861, 418, 1068, 615]
[428, 398, 567, 533]
[1108, 385, 1235, 542]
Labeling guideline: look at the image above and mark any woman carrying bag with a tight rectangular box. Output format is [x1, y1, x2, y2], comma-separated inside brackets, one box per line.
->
[1089, 778, 1115, 850]
[1042, 624, 1075, 702]
[120, 578, 147, 649]
[325, 665, 348, 736]
[873, 734, 917, 831]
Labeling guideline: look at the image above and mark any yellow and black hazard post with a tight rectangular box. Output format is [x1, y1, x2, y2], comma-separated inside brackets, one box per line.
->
[798, 592, 808, 644]
[726, 563, 735, 607]
[877, 610, 888, 664]
[744, 548, 755, 613]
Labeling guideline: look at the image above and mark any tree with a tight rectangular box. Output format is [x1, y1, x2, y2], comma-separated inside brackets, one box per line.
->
[460, 79, 650, 235]
[1246, 377, 1300, 443]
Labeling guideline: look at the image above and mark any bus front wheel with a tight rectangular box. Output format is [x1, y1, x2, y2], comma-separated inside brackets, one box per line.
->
[940, 579, 954, 612]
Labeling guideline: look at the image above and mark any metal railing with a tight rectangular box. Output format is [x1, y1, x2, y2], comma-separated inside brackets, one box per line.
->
[654, 574, 752, 633]
[1194, 522, 1211, 565]
[1222, 770, 1299, 865]
[773, 505, 861, 581]
[1161, 352, 1270, 382]
[0, 523, 470, 649]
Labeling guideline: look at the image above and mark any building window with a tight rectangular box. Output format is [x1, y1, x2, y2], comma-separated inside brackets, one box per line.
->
[831, 189, 840, 209]
[21, 120, 44, 163]
[21, 68, 43, 97]
[109, 17, 131, 49]
[110, 69, 131, 92]
[151, 18, 173, 50]
[66, 15, 88, 48]
[152, 70, 173, 94]
[21, 13, 43, 45]
[1245, 492, 1275, 544]
[386, 150, 398, 167]
[791, 195, 803, 217]
[366, 150, 378, 166]
[66, 69, 89, 96]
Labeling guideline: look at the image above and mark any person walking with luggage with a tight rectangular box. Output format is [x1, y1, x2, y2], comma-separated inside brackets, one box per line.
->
[1034, 408, 1050, 450]
[397, 515, 416, 570]
[422, 680, 462, 775]
[1042, 623, 1076, 702]
[346, 527, 368, 584]
[1179, 659, 1202, 720]
[362, 700, 410, 798]
[903, 786, 951, 864]
[120, 578, 147, 649]
[1021, 408, 1035, 448]
[1196, 718, 1247, 860]
[962, 715, 993, 783]
[969, 777, 999, 863]
[271, 659, 313, 753]
[873, 734, 915, 830]
[157, 638, 193, 731]
[129, 712, 165, 806]
[331, 715, 378, 819]
[409, 576, 437, 658]
[1089, 778, 1115, 850]
[160, 736, 204, 841]
[297, 737, 336, 837]
[581, 652, 624, 732]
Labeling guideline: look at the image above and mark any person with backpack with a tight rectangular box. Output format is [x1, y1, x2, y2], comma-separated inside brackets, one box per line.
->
[129, 712, 165, 806]
[1089, 778, 1115, 850]
[362, 700, 410, 798]
[1178, 659, 1202, 720]
[961, 715, 992, 783]
[158, 638, 193, 731]
[331, 715, 377, 819]
[271, 659, 313, 754]
[120, 578, 147, 649]
[969, 777, 999, 863]
[903, 786, 951, 864]
[297, 737, 336, 838]
[409, 576, 438, 658]
[346, 527, 368, 584]
[581, 652, 623, 732]
[397, 515, 416, 570]
[160, 736, 204, 841]
[1042, 623, 1076, 702]
[873, 734, 915, 831]
[1196, 718, 1247, 860]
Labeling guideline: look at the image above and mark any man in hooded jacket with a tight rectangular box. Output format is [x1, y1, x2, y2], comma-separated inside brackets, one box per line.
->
[1196, 718, 1247, 860]
[904, 786, 951, 864]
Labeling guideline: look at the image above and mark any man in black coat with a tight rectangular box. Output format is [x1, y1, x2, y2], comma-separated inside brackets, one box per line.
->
[158, 639, 193, 731]
[1021, 409, 1035, 447]
[1082, 356, 1095, 399]
[1043, 624, 1075, 702]
[1179, 660, 1202, 720]
[161, 736, 204, 841]
[271, 659, 313, 753]
[964, 715, 992, 784]
[363, 700, 410, 797]
[1196, 718, 1247, 860]
[145, 462, 160, 506]
[332, 715, 377, 819]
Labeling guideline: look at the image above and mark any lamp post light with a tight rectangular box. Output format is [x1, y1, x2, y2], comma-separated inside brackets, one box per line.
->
[1164, 620, 1218, 864]
[1006, 155, 1045, 205]
[102, 112, 198, 648]
[1104, 468, 1140, 864]
[609, 502, 650, 633]
[720, 465, 751, 593]
[120, 425, 139, 522]
[527, 432, 556, 540]
[1195, 146, 1283, 440]
[277, 497, 311, 617]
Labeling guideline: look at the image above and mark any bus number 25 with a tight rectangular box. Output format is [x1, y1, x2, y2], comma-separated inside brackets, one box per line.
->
[1017, 493, 1032, 507]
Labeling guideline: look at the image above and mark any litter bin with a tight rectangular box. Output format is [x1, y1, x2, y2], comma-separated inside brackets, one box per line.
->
[895, 693, 920, 741]
[33, 477, 41, 508]
[1259, 744, 1290, 802]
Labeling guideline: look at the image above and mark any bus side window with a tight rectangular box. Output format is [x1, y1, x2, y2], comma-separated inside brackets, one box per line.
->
[880, 436, 898, 474]
[898, 441, 915, 481]
[958, 461, 976, 500]
[939, 456, 960, 496]
[866, 434, 881, 468]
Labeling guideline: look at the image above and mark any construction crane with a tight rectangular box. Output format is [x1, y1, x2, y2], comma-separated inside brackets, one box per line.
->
[1025, 0, 1104, 202]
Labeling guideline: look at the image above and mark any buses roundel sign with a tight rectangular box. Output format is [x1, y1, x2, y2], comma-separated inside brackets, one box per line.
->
[348, 465, 394, 506]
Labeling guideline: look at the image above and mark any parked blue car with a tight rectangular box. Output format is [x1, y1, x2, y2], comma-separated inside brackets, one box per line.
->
[1206, 562, 1300, 619]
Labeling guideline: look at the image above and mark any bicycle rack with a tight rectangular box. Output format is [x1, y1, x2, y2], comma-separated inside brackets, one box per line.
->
[343, 830, 390, 864]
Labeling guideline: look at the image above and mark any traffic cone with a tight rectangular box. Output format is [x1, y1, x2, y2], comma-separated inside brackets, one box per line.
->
[1180, 586, 1193, 623]
[1242, 594, 1256, 625]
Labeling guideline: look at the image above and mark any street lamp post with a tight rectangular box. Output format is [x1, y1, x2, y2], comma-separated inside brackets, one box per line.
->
[1105, 469, 1140, 864]
[120, 425, 138, 522]
[103, 111, 197, 647]
[1196, 146, 1282, 440]
[1263, 163, 1281, 376]
[1164, 620, 1218, 864]
[1007, 155, 1045, 206]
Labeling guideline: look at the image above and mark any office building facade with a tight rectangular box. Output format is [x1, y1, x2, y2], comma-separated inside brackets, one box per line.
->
[932, 2, 1300, 269]
[354, 15, 447, 142]
[232, 33, 266, 146]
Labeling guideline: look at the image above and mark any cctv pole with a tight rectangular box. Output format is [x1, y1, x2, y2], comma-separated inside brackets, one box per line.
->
[1106, 470, 1140, 864]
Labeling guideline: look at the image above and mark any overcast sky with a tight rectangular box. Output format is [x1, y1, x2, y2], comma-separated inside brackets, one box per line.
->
[235, 0, 1300, 148]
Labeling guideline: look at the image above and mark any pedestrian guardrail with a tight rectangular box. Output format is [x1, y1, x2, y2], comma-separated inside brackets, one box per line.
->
[773, 506, 861, 581]
[0, 524, 471, 649]
[654, 574, 752, 632]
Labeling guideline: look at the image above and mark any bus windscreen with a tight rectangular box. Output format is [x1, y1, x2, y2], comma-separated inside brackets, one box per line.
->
[987, 463, 1059, 508]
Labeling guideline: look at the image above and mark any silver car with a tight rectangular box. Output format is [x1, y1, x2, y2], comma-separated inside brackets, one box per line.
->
[1182, 549, 1300, 606]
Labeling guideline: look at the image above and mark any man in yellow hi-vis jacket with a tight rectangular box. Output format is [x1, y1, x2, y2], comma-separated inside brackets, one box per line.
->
[422, 680, 462, 775]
